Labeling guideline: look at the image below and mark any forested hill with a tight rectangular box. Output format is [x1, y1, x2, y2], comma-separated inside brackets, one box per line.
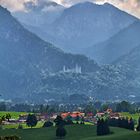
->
[0, 6, 99, 99]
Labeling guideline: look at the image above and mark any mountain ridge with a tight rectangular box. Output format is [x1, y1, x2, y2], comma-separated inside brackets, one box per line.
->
[15, 1, 139, 60]
[86, 20, 140, 64]
[0, 6, 99, 100]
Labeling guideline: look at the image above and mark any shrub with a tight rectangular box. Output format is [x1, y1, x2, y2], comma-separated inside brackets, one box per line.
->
[97, 118, 110, 136]
[54, 115, 66, 126]
[43, 121, 53, 128]
[56, 126, 67, 139]
[136, 117, 140, 131]
[54, 115, 67, 139]
[26, 114, 38, 128]
[65, 115, 73, 125]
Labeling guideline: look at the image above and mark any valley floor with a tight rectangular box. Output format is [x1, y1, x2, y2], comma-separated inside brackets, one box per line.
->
[0, 125, 139, 140]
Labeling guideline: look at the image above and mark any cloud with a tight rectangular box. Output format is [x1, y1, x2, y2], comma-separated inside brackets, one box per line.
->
[0, 0, 37, 11]
[0, 0, 140, 18]
[23, 0, 64, 13]
[0, 0, 63, 12]
[114, 0, 140, 18]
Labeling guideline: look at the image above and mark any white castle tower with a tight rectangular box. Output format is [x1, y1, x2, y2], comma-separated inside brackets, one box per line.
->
[63, 64, 82, 73]
[75, 64, 82, 73]
[63, 65, 66, 72]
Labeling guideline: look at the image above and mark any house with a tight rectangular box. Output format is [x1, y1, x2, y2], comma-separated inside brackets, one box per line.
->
[61, 112, 85, 119]
[96, 112, 105, 118]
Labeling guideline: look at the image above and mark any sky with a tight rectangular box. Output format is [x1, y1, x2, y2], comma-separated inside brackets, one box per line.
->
[0, 0, 140, 18]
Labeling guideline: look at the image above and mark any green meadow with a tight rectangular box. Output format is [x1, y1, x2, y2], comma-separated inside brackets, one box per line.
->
[0, 111, 28, 119]
[121, 112, 140, 120]
[0, 125, 140, 140]
[0, 112, 140, 140]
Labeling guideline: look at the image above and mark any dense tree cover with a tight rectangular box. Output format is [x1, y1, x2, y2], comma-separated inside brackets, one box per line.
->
[100, 104, 109, 112]
[5, 113, 11, 122]
[0, 102, 6, 111]
[80, 116, 85, 124]
[65, 115, 74, 125]
[26, 114, 38, 128]
[84, 103, 97, 115]
[97, 101, 139, 114]
[136, 117, 140, 131]
[75, 115, 80, 124]
[43, 121, 53, 128]
[54, 115, 65, 127]
[0, 115, 5, 125]
[54, 115, 67, 139]
[116, 101, 132, 112]
[2, 100, 140, 115]
[108, 117, 134, 130]
[56, 126, 67, 139]
[97, 118, 110, 136]
[37, 64, 140, 102]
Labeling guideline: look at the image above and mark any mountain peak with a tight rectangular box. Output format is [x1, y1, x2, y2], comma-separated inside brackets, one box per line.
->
[102, 2, 119, 10]
[71, 1, 100, 8]
[0, 5, 11, 18]
[103, 2, 113, 6]
[0, 5, 10, 14]
[65, 1, 121, 13]
[0, 5, 4, 9]
[79, 1, 97, 6]
[71, 1, 116, 8]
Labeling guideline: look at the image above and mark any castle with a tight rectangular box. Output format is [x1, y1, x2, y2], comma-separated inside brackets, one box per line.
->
[63, 64, 82, 73]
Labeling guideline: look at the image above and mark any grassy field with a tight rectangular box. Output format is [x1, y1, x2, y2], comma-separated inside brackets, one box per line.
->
[4, 121, 44, 129]
[0, 111, 140, 140]
[4, 121, 93, 129]
[0, 125, 139, 140]
[0, 111, 28, 119]
[3, 121, 44, 129]
[121, 112, 140, 120]
[120, 112, 140, 126]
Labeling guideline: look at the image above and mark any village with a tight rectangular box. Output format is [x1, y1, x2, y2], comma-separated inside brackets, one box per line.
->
[2, 109, 120, 126]
[0, 102, 140, 140]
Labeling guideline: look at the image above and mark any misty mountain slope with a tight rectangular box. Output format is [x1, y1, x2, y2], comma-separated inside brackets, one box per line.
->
[114, 45, 140, 98]
[115, 45, 140, 72]
[0, 6, 99, 99]
[1, 4, 140, 103]
[35, 64, 140, 103]
[16, 2, 138, 54]
[85, 20, 140, 64]
[36, 45, 140, 103]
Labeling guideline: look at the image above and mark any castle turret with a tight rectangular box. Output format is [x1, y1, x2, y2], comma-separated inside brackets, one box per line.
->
[62, 65, 82, 73]
[63, 65, 66, 72]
